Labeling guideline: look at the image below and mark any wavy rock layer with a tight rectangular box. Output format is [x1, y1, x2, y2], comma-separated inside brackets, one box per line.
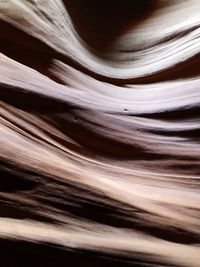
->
[0, 1, 200, 266]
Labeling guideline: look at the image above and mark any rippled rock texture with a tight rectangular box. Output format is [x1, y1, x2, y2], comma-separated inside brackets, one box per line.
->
[0, 1, 200, 266]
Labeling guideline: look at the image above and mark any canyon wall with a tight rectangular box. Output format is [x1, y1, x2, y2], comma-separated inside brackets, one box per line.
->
[0, 1, 200, 266]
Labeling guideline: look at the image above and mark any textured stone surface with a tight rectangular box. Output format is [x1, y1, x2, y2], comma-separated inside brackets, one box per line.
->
[0, 1, 200, 266]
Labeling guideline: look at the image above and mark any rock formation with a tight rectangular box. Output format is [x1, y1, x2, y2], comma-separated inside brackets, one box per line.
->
[0, 1, 200, 266]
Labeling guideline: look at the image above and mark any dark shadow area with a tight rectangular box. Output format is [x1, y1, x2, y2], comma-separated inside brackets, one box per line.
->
[0, 21, 52, 67]
[0, 239, 176, 267]
[64, 0, 158, 56]
[0, 160, 55, 223]
[0, 20, 65, 84]
[0, 160, 39, 192]
[143, 106, 200, 121]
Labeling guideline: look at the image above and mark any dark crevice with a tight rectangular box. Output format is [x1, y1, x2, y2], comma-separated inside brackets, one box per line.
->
[0, 238, 178, 267]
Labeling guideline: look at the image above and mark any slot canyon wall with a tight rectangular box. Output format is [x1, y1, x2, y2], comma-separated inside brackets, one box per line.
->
[0, 1, 200, 266]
